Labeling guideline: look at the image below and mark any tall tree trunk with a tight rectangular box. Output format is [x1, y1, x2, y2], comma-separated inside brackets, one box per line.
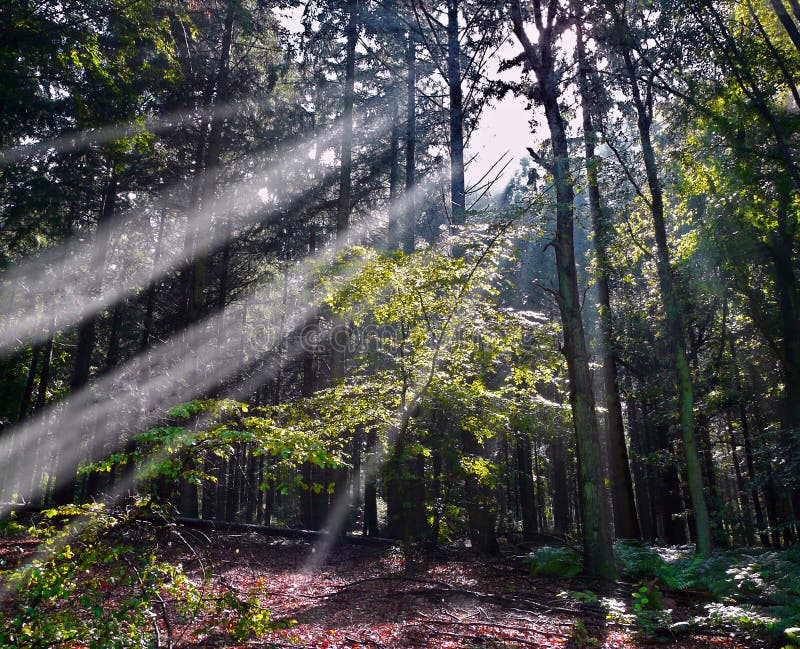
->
[388, 90, 401, 248]
[627, 392, 655, 540]
[550, 438, 571, 535]
[185, 2, 235, 327]
[337, 0, 358, 239]
[403, 31, 416, 254]
[26, 326, 55, 504]
[511, 0, 616, 578]
[1, 345, 41, 500]
[516, 432, 538, 541]
[769, 229, 800, 520]
[105, 304, 123, 371]
[446, 0, 465, 226]
[575, 11, 640, 540]
[17, 345, 41, 422]
[768, 0, 800, 56]
[460, 427, 499, 554]
[331, 0, 358, 385]
[726, 415, 756, 545]
[444, 0, 496, 553]
[362, 430, 379, 536]
[617, 35, 712, 556]
[731, 346, 770, 545]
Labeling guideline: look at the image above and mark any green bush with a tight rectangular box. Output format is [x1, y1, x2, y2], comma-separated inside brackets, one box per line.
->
[614, 541, 800, 643]
[528, 545, 582, 577]
[0, 501, 287, 648]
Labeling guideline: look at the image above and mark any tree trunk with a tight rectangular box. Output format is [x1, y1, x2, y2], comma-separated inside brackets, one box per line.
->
[17, 345, 41, 422]
[768, 0, 800, 56]
[516, 432, 538, 541]
[617, 38, 712, 556]
[627, 393, 655, 540]
[363, 430, 379, 536]
[576, 12, 640, 540]
[726, 415, 755, 545]
[388, 89, 401, 249]
[337, 0, 358, 238]
[769, 230, 800, 520]
[446, 0, 465, 226]
[460, 427, 499, 555]
[26, 326, 55, 502]
[510, 0, 616, 578]
[331, 0, 358, 385]
[185, 2, 235, 327]
[550, 438, 571, 535]
[404, 31, 416, 254]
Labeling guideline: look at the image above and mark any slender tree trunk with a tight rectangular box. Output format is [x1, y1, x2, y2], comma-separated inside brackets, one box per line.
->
[404, 31, 416, 254]
[363, 429, 379, 536]
[105, 304, 123, 371]
[516, 432, 538, 541]
[726, 415, 756, 545]
[736, 391, 770, 546]
[627, 392, 655, 540]
[576, 12, 640, 540]
[550, 438, 571, 535]
[17, 345, 41, 422]
[617, 38, 712, 556]
[26, 326, 55, 504]
[337, 0, 358, 238]
[446, 0, 465, 226]
[388, 90, 401, 248]
[511, 0, 616, 578]
[769, 231, 800, 520]
[534, 438, 546, 531]
[460, 427, 499, 554]
[330, 0, 358, 389]
[1, 345, 41, 500]
[186, 2, 235, 326]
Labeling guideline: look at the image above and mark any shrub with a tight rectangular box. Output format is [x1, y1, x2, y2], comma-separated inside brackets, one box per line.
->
[528, 545, 582, 577]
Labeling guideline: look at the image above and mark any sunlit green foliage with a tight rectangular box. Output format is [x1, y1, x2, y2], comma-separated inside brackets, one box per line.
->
[0, 501, 290, 648]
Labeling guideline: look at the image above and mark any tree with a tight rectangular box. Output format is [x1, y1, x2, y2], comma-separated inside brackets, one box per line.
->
[508, 0, 616, 578]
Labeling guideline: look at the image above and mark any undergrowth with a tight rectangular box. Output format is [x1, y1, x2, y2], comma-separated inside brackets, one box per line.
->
[0, 500, 291, 648]
[614, 541, 800, 644]
[528, 542, 800, 644]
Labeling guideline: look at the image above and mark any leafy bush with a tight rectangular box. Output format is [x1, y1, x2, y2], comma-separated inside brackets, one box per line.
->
[528, 545, 582, 577]
[631, 581, 672, 638]
[0, 501, 288, 648]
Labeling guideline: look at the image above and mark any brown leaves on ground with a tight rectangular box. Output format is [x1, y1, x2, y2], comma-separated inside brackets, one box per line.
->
[0, 532, 760, 649]
[149, 532, 756, 649]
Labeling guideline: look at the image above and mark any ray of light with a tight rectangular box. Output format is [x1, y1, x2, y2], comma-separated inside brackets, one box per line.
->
[0, 112, 392, 355]
[0, 171, 443, 518]
[0, 96, 282, 167]
[300, 219, 513, 574]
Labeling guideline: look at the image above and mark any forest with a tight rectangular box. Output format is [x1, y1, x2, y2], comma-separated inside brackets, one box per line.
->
[1, 0, 799, 647]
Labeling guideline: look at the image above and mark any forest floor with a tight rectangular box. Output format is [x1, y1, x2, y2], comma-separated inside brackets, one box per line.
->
[0, 530, 768, 649]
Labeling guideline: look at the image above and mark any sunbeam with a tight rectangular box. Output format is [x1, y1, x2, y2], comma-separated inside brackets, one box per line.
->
[0, 95, 284, 168]
[300, 216, 515, 574]
[0, 112, 392, 355]
[0, 171, 444, 517]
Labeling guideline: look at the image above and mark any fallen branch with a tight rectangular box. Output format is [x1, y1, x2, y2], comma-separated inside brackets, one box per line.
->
[169, 517, 396, 547]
